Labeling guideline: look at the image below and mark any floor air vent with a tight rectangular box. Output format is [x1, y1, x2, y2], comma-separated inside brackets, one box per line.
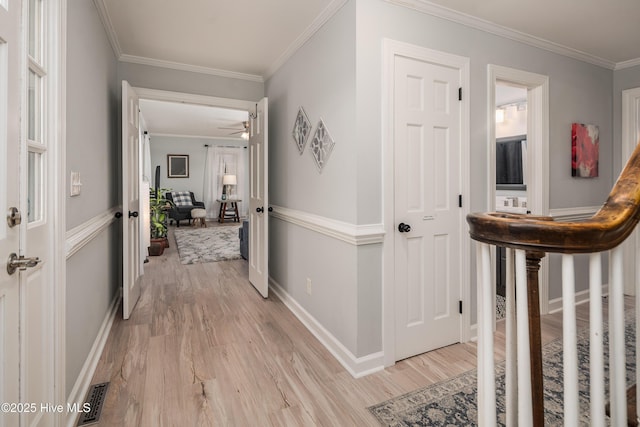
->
[77, 382, 109, 426]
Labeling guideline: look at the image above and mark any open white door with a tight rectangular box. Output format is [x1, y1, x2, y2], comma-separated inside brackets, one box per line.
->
[249, 98, 269, 297]
[2, 0, 56, 424]
[0, 2, 24, 423]
[122, 80, 143, 318]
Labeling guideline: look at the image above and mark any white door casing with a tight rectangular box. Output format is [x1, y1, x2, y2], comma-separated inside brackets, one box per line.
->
[488, 65, 549, 314]
[122, 80, 142, 319]
[249, 97, 269, 297]
[393, 54, 464, 361]
[621, 87, 640, 296]
[0, 1, 23, 423]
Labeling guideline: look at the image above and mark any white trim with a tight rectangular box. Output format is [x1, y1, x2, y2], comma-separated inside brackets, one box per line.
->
[621, 87, 640, 296]
[92, 0, 122, 58]
[548, 284, 609, 314]
[488, 64, 550, 314]
[615, 58, 640, 71]
[65, 293, 120, 427]
[269, 277, 384, 378]
[119, 54, 264, 83]
[549, 206, 600, 222]
[382, 39, 471, 367]
[385, 0, 616, 70]
[270, 205, 384, 246]
[65, 207, 120, 258]
[264, 0, 349, 78]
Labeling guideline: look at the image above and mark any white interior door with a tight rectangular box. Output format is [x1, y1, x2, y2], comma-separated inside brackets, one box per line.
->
[394, 55, 462, 360]
[2, 0, 55, 424]
[0, 2, 23, 424]
[122, 80, 142, 318]
[248, 98, 268, 297]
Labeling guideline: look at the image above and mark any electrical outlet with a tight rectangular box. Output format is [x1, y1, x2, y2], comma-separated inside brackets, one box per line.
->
[306, 278, 312, 295]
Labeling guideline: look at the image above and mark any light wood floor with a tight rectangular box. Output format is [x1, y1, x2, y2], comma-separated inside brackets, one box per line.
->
[89, 223, 627, 426]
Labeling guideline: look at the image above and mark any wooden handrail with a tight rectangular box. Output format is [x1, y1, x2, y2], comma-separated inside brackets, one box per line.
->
[467, 140, 640, 253]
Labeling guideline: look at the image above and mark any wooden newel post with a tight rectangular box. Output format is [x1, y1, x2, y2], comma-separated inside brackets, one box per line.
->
[526, 250, 545, 426]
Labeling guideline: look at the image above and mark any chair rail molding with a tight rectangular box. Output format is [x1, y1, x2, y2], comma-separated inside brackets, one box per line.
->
[269, 205, 385, 246]
[65, 207, 121, 258]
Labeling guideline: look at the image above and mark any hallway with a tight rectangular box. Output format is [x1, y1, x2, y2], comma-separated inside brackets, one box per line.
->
[88, 225, 574, 426]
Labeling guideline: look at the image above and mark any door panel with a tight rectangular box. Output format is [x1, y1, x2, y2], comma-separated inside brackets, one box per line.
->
[122, 81, 142, 319]
[0, 0, 23, 424]
[249, 98, 268, 297]
[394, 55, 462, 361]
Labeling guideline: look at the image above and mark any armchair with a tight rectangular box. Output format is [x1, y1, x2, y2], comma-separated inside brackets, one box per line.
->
[165, 191, 205, 227]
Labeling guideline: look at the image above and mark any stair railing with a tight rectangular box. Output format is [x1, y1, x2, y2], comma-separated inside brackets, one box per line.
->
[467, 140, 640, 426]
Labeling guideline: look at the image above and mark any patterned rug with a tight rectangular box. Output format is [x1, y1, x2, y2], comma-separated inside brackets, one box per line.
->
[174, 226, 242, 264]
[369, 311, 636, 426]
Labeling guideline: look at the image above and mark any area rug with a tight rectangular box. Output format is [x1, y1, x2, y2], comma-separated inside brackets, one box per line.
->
[369, 311, 636, 426]
[174, 226, 242, 264]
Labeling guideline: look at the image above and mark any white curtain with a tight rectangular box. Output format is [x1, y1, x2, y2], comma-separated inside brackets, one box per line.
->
[203, 146, 247, 219]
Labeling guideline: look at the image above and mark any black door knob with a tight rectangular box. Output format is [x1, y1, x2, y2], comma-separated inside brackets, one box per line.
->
[114, 212, 123, 219]
[256, 207, 264, 213]
[398, 223, 411, 233]
[268, 206, 273, 212]
[129, 211, 139, 218]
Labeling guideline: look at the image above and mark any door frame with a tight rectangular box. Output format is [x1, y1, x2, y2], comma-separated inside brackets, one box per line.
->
[382, 39, 470, 367]
[621, 86, 640, 296]
[487, 65, 550, 315]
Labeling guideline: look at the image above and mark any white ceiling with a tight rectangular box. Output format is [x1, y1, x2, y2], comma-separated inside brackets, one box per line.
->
[139, 100, 249, 140]
[100, 0, 640, 137]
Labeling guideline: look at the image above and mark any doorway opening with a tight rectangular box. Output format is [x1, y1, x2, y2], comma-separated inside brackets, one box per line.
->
[488, 65, 549, 319]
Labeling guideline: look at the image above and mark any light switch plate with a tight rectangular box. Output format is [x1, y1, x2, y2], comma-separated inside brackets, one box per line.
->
[70, 171, 82, 196]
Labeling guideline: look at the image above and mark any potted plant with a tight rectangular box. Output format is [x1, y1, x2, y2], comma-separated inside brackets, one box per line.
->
[149, 188, 173, 256]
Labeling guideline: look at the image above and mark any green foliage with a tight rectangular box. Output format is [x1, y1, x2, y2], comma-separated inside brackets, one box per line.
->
[149, 188, 173, 238]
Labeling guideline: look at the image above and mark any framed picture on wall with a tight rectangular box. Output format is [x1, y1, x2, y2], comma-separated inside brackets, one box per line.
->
[167, 154, 189, 178]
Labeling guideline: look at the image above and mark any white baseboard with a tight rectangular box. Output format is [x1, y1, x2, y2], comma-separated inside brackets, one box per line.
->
[65, 292, 121, 427]
[269, 277, 384, 378]
[548, 284, 609, 314]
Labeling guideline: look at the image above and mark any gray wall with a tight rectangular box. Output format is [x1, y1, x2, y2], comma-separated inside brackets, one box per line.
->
[148, 136, 247, 203]
[266, 0, 376, 356]
[149, 136, 209, 200]
[66, 0, 120, 395]
[268, 0, 620, 361]
[356, 0, 616, 316]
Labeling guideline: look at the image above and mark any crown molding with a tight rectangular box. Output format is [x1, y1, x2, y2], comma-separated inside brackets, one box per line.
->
[264, 0, 349, 79]
[92, 0, 122, 58]
[385, 0, 617, 70]
[119, 54, 264, 83]
[615, 57, 640, 71]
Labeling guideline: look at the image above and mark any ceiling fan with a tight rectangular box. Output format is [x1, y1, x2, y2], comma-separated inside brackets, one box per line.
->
[219, 121, 249, 139]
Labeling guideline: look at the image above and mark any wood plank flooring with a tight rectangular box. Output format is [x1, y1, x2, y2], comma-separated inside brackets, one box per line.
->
[89, 224, 628, 426]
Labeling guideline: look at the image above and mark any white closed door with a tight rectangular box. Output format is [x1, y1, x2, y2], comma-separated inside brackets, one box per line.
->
[2, 0, 55, 425]
[248, 98, 268, 297]
[122, 80, 142, 319]
[394, 55, 462, 360]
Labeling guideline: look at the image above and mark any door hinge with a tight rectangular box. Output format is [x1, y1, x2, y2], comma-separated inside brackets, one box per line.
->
[458, 194, 462, 208]
[459, 300, 463, 314]
[458, 87, 462, 101]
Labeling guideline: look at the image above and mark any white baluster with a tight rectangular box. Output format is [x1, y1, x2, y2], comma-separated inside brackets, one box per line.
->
[589, 252, 605, 426]
[505, 248, 517, 426]
[609, 245, 627, 425]
[561, 254, 579, 424]
[514, 250, 533, 427]
[476, 243, 496, 426]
